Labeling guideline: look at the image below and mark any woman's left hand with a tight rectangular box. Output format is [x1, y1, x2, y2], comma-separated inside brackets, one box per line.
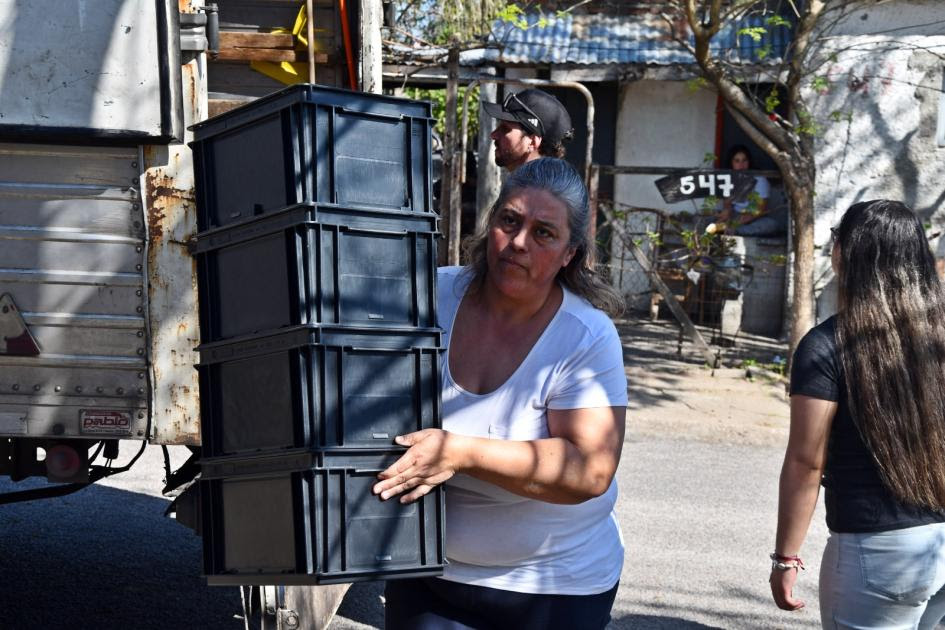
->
[769, 567, 805, 611]
[373, 429, 464, 504]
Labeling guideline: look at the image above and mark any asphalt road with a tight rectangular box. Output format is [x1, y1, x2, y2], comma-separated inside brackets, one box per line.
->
[330, 434, 829, 630]
[0, 434, 830, 630]
[0, 445, 244, 630]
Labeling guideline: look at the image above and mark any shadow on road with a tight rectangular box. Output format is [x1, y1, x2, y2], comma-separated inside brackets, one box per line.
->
[611, 614, 725, 629]
[333, 580, 385, 627]
[0, 479, 242, 630]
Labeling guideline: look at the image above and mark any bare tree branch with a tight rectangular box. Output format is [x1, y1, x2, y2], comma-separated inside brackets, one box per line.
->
[725, 103, 788, 170]
[707, 0, 722, 35]
[659, 11, 697, 57]
[683, 2, 795, 153]
[685, 0, 705, 42]
[719, 1, 757, 27]
[785, 1, 826, 113]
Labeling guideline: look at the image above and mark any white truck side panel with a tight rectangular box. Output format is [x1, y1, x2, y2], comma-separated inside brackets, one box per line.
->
[0, 143, 149, 438]
[0, 0, 178, 139]
[0, 1, 203, 445]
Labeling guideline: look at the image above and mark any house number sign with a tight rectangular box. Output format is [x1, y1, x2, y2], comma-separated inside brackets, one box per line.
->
[655, 170, 756, 204]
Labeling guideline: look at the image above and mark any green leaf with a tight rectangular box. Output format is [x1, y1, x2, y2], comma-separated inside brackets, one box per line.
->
[764, 87, 780, 114]
[496, 4, 525, 25]
[737, 26, 767, 43]
[537, 16, 548, 28]
[405, 85, 480, 147]
[796, 109, 821, 136]
[757, 45, 771, 60]
[765, 14, 791, 28]
[745, 191, 762, 214]
[686, 77, 710, 93]
[810, 76, 830, 92]
[703, 152, 718, 165]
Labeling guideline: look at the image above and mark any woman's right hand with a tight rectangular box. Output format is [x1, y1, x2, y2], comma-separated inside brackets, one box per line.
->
[373, 429, 465, 504]
[769, 567, 805, 611]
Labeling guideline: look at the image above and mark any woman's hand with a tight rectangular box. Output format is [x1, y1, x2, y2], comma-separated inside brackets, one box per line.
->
[769, 567, 805, 610]
[373, 429, 465, 504]
[771, 395, 835, 612]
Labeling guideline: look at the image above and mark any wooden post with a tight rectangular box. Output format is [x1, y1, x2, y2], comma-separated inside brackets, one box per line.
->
[476, 75, 501, 222]
[587, 164, 600, 264]
[305, 0, 316, 84]
[439, 47, 461, 265]
[358, 0, 383, 93]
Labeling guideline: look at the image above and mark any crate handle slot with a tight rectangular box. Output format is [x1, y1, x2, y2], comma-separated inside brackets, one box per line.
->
[339, 107, 404, 123]
[347, 346, 412, 352]
[338, 225, 409, 237]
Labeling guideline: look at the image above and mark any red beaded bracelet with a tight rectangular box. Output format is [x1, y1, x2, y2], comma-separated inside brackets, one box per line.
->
[771, 552, 802, 562]
[769, 552, 805, 571]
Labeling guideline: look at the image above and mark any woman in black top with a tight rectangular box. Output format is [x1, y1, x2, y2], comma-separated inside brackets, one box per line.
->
[771, 200, 945, 628]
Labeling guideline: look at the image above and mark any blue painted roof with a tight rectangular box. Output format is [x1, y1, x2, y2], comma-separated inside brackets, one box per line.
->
[489, 13, 791, 65]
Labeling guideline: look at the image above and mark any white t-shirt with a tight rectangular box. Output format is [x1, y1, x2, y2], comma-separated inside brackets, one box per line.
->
[733, 175, 770, 213]
[436, 266, 628, 595]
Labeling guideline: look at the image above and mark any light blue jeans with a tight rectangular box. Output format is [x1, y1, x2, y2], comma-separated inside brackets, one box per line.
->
[820, 522, 945, 629]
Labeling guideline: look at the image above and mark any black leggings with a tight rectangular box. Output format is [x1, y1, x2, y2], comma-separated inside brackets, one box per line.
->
[384, 577, 619, 630]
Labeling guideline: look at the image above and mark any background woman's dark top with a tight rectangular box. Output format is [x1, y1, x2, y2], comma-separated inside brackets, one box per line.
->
[790, 317, 945, 532]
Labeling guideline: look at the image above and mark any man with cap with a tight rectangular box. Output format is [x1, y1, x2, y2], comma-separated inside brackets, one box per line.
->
[482, 88, 573, 172]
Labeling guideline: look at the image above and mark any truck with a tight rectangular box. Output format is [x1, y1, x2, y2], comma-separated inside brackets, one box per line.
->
[0, 1, 388, 626]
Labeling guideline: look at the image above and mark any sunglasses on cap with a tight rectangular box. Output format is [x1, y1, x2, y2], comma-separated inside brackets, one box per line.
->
[503, 92, 545, 137]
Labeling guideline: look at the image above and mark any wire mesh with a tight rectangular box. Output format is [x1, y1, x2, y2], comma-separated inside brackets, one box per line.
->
[597, 202, 787, 339]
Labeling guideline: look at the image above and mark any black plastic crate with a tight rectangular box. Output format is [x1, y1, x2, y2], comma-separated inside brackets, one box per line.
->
[191, 84, 434, 232]
[197, 325, 442, 458]
[201, 447, 410, 476]
[200, 451, 445, 585]
[195, 204, 438, 343]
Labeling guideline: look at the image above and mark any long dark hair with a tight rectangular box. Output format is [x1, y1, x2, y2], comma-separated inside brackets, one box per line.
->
[461, 157, 622, 316]
[834, 199, 945, 510]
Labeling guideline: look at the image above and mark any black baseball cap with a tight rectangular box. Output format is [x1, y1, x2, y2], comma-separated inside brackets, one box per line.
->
[483, 88, 573, 145]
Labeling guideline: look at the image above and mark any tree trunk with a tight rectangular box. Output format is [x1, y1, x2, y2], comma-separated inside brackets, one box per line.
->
[783, 168, 816, 366]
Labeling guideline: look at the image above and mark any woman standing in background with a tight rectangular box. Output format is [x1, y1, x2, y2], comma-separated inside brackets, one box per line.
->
[772, 199, 945, 628]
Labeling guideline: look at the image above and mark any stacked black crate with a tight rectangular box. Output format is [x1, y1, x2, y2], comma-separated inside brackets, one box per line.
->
[190, 85, 444, 585]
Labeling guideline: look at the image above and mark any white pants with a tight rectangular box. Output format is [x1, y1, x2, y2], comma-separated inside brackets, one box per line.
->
[820, 523, 945, 629]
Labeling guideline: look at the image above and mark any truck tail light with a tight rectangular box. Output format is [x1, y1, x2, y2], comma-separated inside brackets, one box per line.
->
[45, 444, 82, 481]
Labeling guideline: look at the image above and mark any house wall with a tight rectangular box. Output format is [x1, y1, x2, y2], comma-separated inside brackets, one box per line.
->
[613, 80, 718, 213]
[808, 1, 945, 319]
[609, 80, 718, 313]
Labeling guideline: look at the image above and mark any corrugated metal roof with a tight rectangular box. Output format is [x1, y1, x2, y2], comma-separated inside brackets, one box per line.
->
[490, 13, 791, 65]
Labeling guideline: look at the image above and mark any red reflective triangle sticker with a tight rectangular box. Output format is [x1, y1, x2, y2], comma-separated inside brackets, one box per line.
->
[0, 293, 40, 356]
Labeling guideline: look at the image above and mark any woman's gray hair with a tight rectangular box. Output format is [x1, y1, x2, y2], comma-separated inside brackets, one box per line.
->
[461, 157, 623, 316]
